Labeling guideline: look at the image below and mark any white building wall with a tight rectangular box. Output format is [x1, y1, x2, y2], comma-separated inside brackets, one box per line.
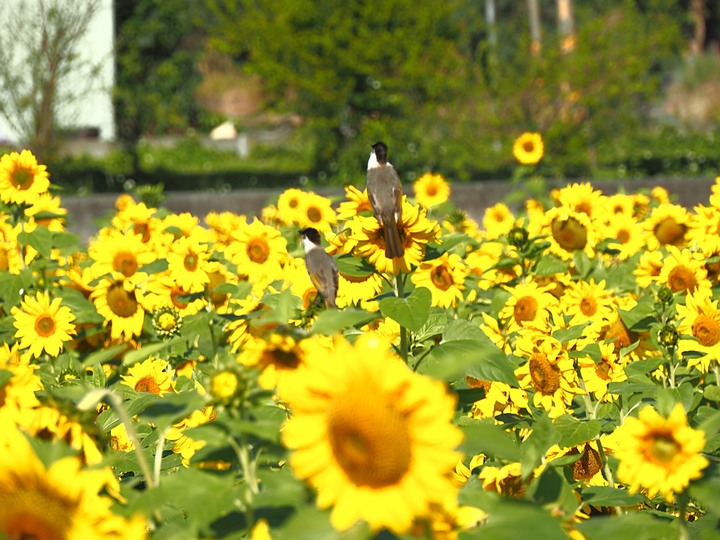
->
[0, 0, 115, 144]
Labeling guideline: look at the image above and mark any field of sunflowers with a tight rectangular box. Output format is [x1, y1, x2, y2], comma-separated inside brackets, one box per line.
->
[3, 139, 720, 540]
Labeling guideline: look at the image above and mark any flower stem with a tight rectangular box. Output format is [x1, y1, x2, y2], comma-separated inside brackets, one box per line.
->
[396, 273, 409, 363]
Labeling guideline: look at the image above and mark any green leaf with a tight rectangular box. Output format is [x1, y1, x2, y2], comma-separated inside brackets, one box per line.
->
[580, 486, 646, 507]
[96, 393, 160, 432]
[274, 504, 369, 540]
[619, 296, 656, 331]
[443, 319, 487, 342]
[575, 512, 676, 540]
[520, 413, 557, 478]
[336, 254, 376, 278]
[0, 369, 12, 389]
[460, 499, 568, 539]
[534, 255, 568, 276]
[57, 286, 103, 325]
[139, 258, 169, 274]
[0, 268, 33, 307]
[18, 227, 52, 259]
[689, 476, 720, 515]
[421, 330, 519, 386]
[554, 415, 602, 448]
[378, 286, 431, 332]
[254, 467, 307, 509]
[310, 307, 377, 335]
[553, 322, 590, 343]
[260, 289, 303, 324]
[458, 419, 521, 461]
[138, 390, 207, 432]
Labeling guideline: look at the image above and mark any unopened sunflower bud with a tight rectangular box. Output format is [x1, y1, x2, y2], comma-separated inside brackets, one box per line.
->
[658, 325, 679, 349]
[508, 226, 529, 249]
[152, 307, 182, 339]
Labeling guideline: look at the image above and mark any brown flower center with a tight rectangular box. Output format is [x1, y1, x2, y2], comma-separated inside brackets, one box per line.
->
[426, 185, 438, 197]
[529, 352, 561, 395]
[267, 348, 300, 369]
[306, 206, 322, 224]
[184, 252, 198, 272]
[580, 296, 597, 316]
[135, 375, 162, 394]
[648, 434, 680, 464]
[288, 198, 299, 209]
[522, 141, 535, 153]
[113, 251, 138, 277]
[551, 216, 587, 251]
[430, 265, 453, 291]
[107, 282, 138, 318]
[667, 265, 698, 294]
[0, 489, 72, 540]
[575, 201, 592, 216]
[617, 229, 631, 244]
[602, 316, 637, 353]
[692, 314, 720, 347]
[513, 296, 538, 325]
[34, 314, 56, 337]
[327, 387, 411, 488]
[10, 167, 34, 190]
[247, 239, 269, 264]
[653, 218, 685, 246]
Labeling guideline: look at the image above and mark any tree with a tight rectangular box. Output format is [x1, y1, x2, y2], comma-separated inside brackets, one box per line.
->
[113, 0, 209, 172]
[0, 0, 101, 160]
[206, 0, 470, 179]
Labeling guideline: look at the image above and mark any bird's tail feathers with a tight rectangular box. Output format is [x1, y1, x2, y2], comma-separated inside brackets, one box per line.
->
[383, 218, 405, 259]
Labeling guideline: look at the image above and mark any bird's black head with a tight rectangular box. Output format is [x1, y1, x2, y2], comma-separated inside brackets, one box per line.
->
[299, 227, 322, 244]
[371, 142, 388, 164]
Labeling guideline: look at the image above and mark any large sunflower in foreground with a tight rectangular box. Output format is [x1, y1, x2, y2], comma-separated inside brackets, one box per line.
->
[11, 290, 76, 358]
[0, 149, 51, 205]
[279, 335, 463, 534]
[0, 417, 147, 539]
[512, 132, 544, 165]
[612, 403, 708, 502]
[350, 197, 441, 275]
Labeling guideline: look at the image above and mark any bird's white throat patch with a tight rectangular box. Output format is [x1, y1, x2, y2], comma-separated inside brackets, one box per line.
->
[301, 236, 320, 252]
[367, 150, 380, 170]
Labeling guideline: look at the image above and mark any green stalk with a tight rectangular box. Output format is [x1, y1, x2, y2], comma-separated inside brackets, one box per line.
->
[396, 273, 409, 363]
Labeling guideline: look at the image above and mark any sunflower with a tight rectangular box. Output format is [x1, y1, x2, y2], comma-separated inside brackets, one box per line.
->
[465, 241, 519, 290]
[162, 211, 211, 241]
[0, 417, 147, 539]
[468, 380, 529, 420]
[166, 405, 216, 466]
[676, 288, 720, 372]
[166, 236, 211, 291]
[499, 280, 560, 333]
[120, 356, 174, 395]
[577, 341, 627, 402]
[560, 279, 615, 327]
[482, 203, 515, 239]
[411, 252, 469, 308]
[0, 360, 42, 417]
[612, 403, 708, 502]
[413, 172, 451, 208]
[514, 329, 579, 418]
[88, 229, 154, 282]
[512, 132, 544, 165]
[634, 250, 664, 288]
[553, 182, 607, 221]
[205, 211, 247, 246]
[336, 185, 373, 220]
[0, 149, 51, 205]
[92, 275, 148, 340]
[145, 274, 208, 317]
[226, 218, 288, 282]
[604, 193, 636, 220]
[538, 207, 598, 261]
[24, 192, 67, 231]
[276, 188, 307, 225]
[642, 203, 690, 250]
[337, 268, 384, 308]
[297, 192, 337, 233]
[351, 197, 441, 275]
[601, 213, 646, 261]
[111, 201, 165, 247]
[11, 290, 76, 358]
[657, 246, 710, 295]
[478, 462, 527, 497]
[279, 336, 463, 534]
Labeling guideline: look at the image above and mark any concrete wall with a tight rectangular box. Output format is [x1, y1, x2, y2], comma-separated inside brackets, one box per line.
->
[61, 177, 717, 242]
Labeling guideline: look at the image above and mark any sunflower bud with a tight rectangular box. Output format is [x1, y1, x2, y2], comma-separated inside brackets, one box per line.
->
[152, 307, 183, 339]
[508, 226, 529, 249]
[658, 324, 679, 349]
[210, 369, 247, 406]
[656, 285, 674, 305]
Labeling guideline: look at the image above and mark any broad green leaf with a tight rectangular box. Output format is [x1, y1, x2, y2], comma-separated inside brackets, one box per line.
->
[624, 357, 664, 376]
[413, 306, 448, 342]
[254, 468, 307, 508]
[689, 476, 720, 515]
[552, 322, 589, 343]
[460, 499, 568, 539]
[274, 504, 369, 540]
[311, 307, 377, 335]
[260, 289, 303, 324]
[50, 230, 81, 255]
[18, 227, 52, 259]
[575, 512, 676, 540]
[554, 415, 602, 448]
[0, 268, 33, 307]
[619, 295, 656, 331]
[96, 393, 160, 432]
[443, 319, 487, 342]
[378, 286, 431, 332]
[520, 413, 557, 478]
[139, 258, 169, 274]
[701, 385, 720, 402]
[580, 486, 646, 507]
[534, 255, 568, 276]
[57, 287, 103, 325]
[458, 419, 521, 461]
[336, 254, 376, 278]
[421, 339, 518, 386]
[138, 390, 207, 432]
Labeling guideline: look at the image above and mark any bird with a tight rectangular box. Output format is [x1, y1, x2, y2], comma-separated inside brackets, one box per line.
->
[299, 227, 339, 309]
[366, 141, 405, 259]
